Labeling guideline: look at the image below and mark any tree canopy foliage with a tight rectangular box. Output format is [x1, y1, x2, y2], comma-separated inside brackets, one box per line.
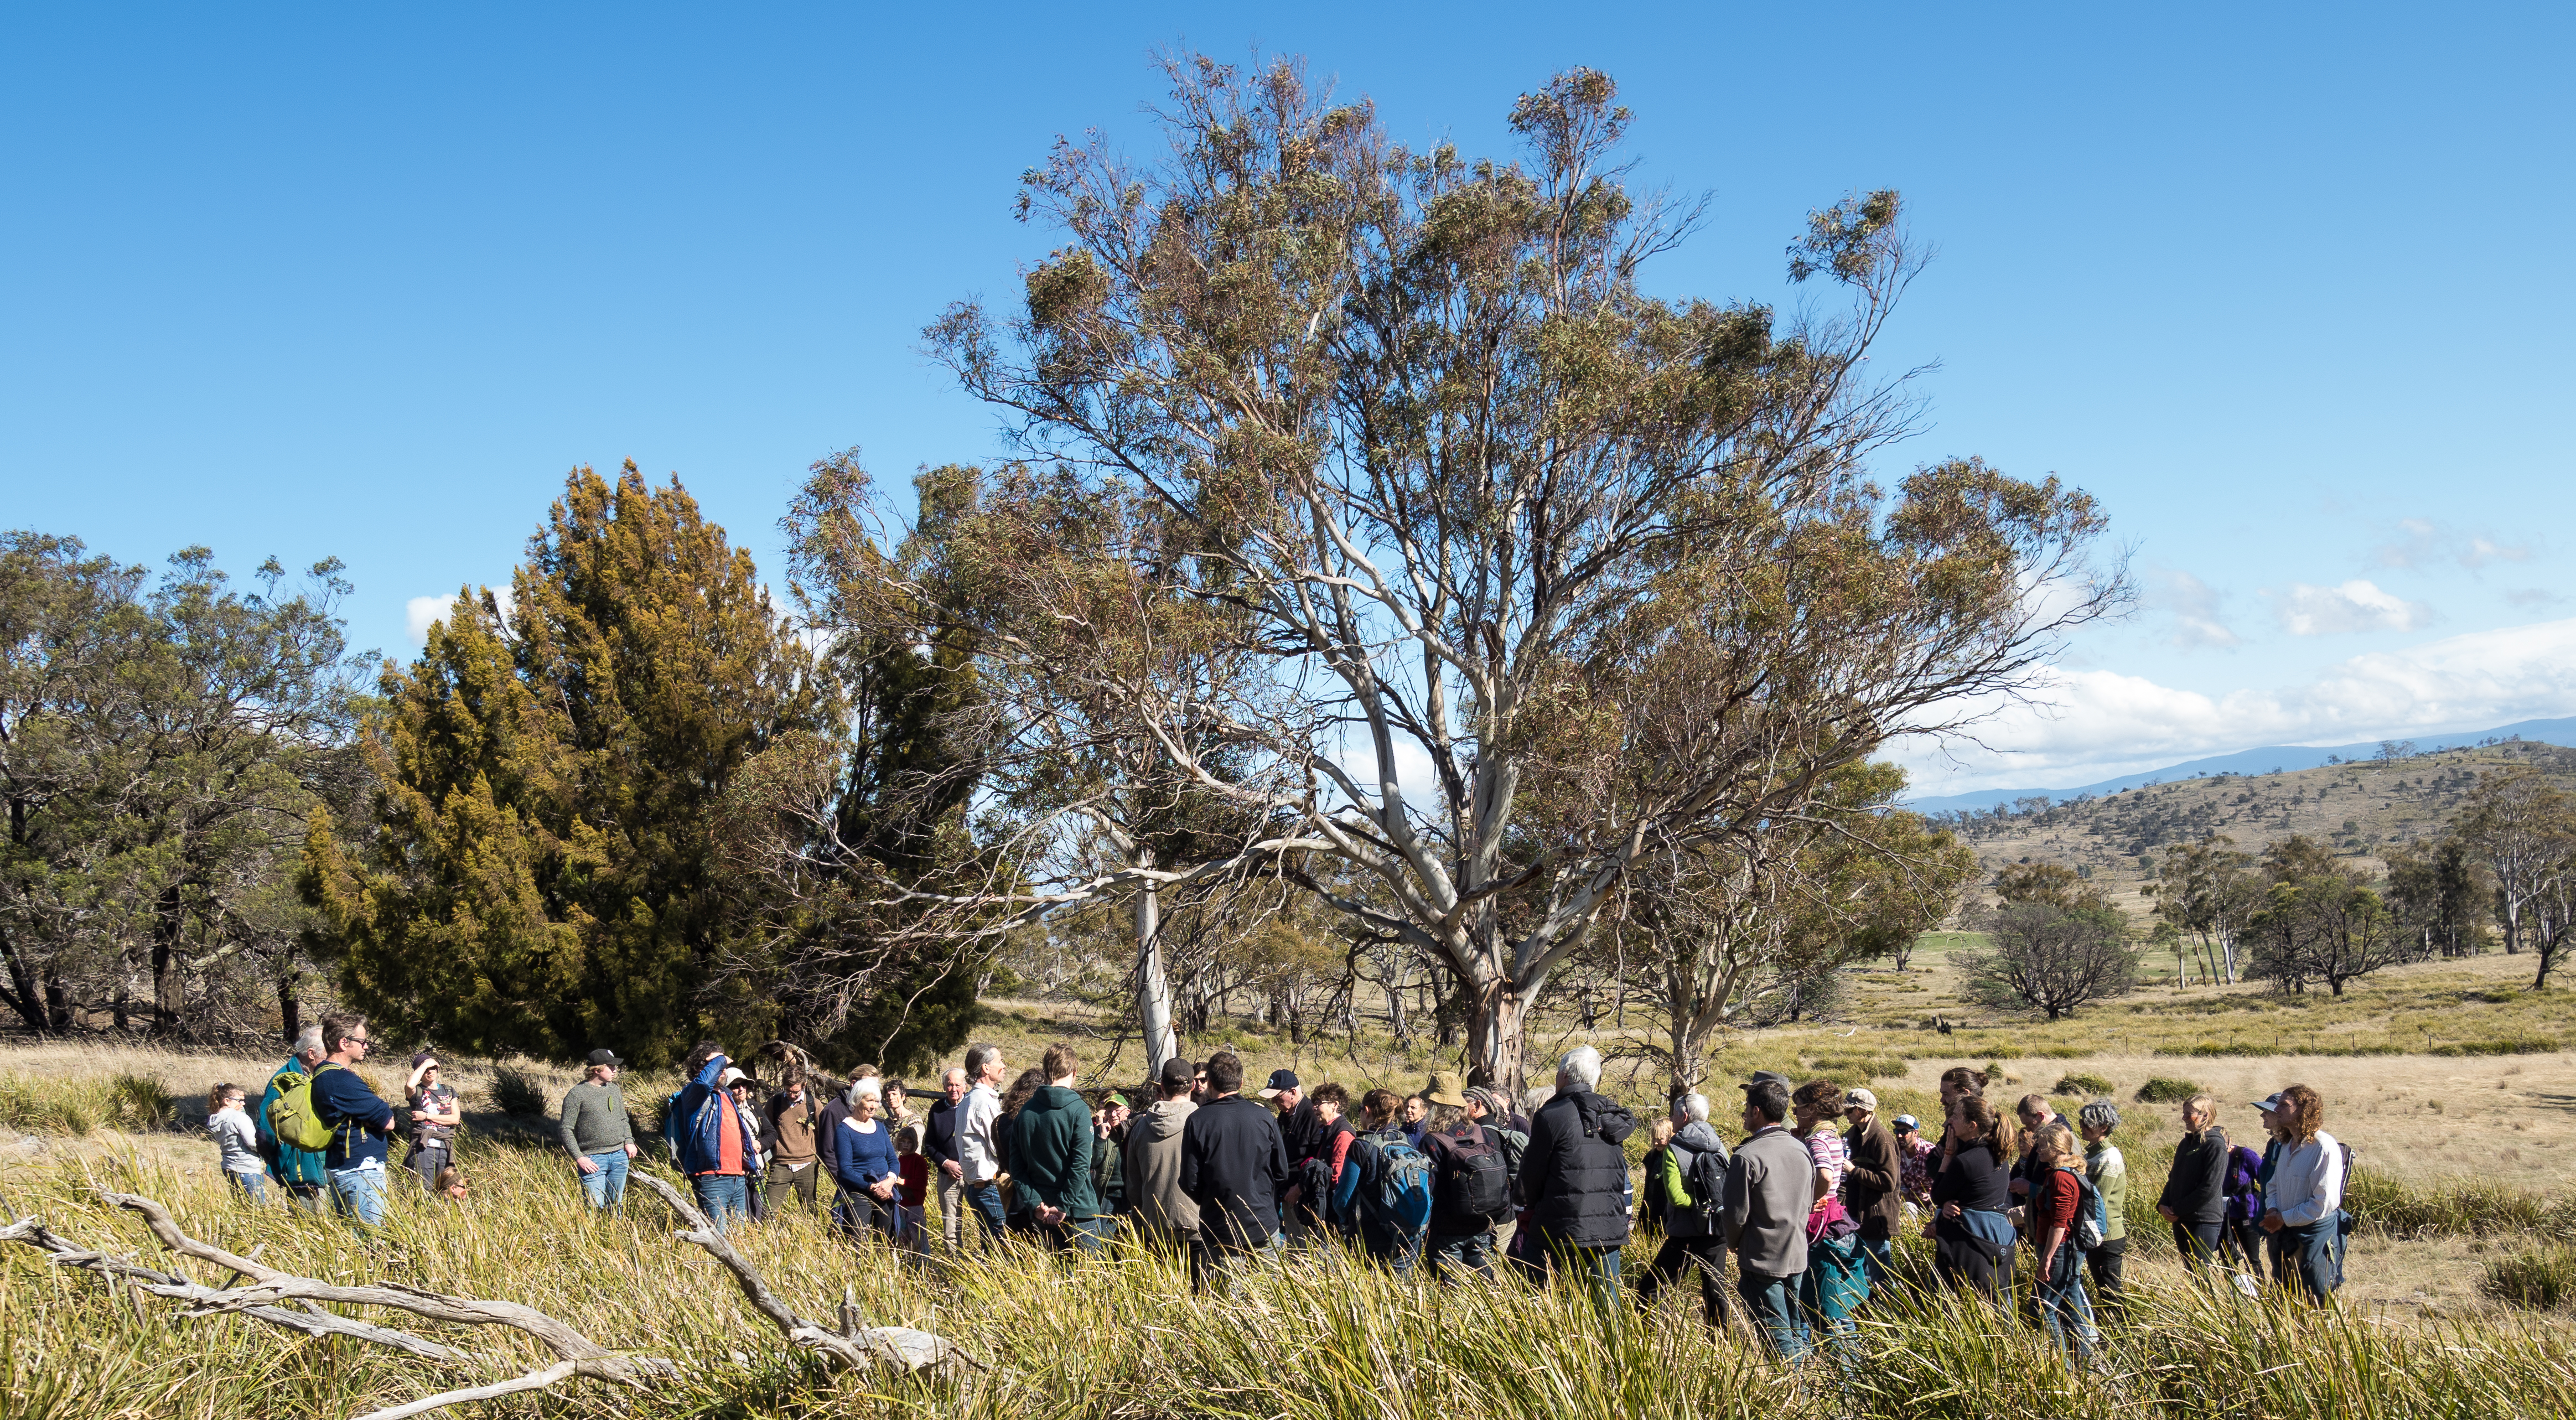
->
[307, 465, 833, 1067]
[927, 56, 2124, 1093]
[1, 531, 360, 1039]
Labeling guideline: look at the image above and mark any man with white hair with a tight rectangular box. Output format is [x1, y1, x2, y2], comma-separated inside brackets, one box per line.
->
[1636, 1092, 1732, 1326]
[256, 1026, 330, 1212]
[1520, 1045, 1638, 1317]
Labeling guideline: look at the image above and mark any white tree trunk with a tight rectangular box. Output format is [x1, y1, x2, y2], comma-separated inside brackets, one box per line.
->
[1133, 846, 1179, 1076]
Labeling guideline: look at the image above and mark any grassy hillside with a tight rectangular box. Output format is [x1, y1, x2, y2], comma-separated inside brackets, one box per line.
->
[1938, 738, 2576, 926]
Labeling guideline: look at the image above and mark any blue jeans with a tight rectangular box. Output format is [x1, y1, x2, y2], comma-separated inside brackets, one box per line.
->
[326, 1165, 387, 1227]
[226, 1171, 266, 1204]
[1562, 1243, 1623, 1320]
[1192, 1230, 1285, 1293]
[2038, 1251, 2099, 1359]
[963, 1180, 1011, 1247]
[2280, 1220, 2339, 1303]
[1739, 1271, 1810, 1359]
[1043, 1215, 1113, 1255]
[1856, 1236, 1894, 1293]
[692, 1174, 750, 1232]
[1359, 1219, 1422, 1275]
[1424, 1230, 1495, 1283]
[579, 1149, 629, 1208]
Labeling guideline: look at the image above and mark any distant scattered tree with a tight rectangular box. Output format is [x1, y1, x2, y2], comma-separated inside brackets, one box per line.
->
[2154, 834, 2259, 984]
[1624, 761, 1976, 1095]
[2239, 836, 2405, 996]
[2460, 768, 2569, 956]
[2376, 740, 2417, 766]
[2383, 838, 2492, 960]
[2519, 835, 2576, 991]
[1991, 859, 2086, 910]
[1960, 898, 2139, 1019]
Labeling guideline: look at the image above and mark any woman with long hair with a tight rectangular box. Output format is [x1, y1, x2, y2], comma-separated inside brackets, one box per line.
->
[1930, 1097, 2017, 1303]
[2029, 1124, 2100, 1359]
[2258, 1084, 2347, 1302]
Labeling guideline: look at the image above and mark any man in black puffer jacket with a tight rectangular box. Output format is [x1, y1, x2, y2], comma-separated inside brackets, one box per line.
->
[1520, 1044, 1637, 1316]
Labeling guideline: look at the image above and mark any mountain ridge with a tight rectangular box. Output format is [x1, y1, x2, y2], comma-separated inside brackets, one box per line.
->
[1904, 717, 2576, 815]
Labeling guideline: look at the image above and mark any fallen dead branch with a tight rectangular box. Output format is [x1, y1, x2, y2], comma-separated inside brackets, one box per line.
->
[627, 1172, 970, 1374]
[0, 1216, 468, 1361]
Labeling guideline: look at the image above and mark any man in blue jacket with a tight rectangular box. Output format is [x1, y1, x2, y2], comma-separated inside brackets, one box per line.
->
[310, 1014, 401, 1227]
[256, 1026, 330, 1212]
[664, 1041, 763, 1231]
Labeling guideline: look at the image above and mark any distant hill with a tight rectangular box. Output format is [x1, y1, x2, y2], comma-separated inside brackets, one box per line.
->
[1905, 717, 2576, 815]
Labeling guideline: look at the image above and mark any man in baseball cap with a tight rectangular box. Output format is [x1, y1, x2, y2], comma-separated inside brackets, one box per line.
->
[1258, 1069, 1300, 1100]
[1839, 1085, 1901, 1287]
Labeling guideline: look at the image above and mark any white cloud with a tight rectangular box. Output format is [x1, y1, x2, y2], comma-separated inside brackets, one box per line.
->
[1898, 614, 2576, 794]
[404, 587, 513, 647]
[404, 595, 453, 647]
[2269, 579, 2434, 635]
[2372, 517, 2534, 571]
[2152, 569, 2240, 650]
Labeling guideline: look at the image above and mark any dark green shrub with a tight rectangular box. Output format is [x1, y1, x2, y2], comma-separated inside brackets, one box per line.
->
[2053, 1072, 2114, 1097]
[2135, 1076, 2202, 1103]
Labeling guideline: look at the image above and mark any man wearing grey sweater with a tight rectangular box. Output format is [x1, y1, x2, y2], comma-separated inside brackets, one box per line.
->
[558, 1048, 638, 1209]
[1723, 1076, 1815, 1358]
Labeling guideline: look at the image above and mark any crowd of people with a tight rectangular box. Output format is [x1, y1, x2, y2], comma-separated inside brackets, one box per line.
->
[217, 1017, 2355, 1359]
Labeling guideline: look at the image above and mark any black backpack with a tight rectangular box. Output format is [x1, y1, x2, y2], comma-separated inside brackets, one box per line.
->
[1435, 1129, 1510, 1221]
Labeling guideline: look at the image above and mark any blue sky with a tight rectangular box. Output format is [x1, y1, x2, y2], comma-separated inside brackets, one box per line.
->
[5, 4, 2570, 794]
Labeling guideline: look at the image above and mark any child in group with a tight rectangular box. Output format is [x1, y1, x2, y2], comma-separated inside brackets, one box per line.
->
[432, 1163, 470, 1201]
[894, 1125, 930, 1252]
[206, 1084, 265, 1203]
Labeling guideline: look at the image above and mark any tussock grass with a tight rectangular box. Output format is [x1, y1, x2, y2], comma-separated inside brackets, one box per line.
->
[2485, 1242, 2576, 1312]
[0, 1071, 175, 1136]
[5, 1138, 2575, 1419]
[2054, 1072, 2116, 1096]
[487, 1065, 551, 1117]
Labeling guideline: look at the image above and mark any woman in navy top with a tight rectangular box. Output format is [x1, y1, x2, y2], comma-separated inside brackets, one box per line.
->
[831, 1084, 901, 1240]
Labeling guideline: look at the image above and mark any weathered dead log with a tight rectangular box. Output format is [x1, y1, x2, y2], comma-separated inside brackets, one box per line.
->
[626, 1173, 968, 1375]
[0, 1216, 467, 1361]
[102, 1190, 669, 1388]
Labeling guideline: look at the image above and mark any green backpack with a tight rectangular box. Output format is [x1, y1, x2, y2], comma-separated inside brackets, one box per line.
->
[265, 1062, 344, 1153]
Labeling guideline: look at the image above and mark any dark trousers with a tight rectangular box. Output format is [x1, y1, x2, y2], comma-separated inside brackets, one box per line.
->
[406, 1144, 449, 1191]
[2085, 1234, 2127, 1310]
[1737, 1269, 1807, 1358]
[2278, 1220, 2339, 1302]
[834, 1188, 899, 1242]
[2221, 1216, 2268, 1278]
[1423, 1229, 1496, 1284]
[1636, 1235, 1729, 1325]
[962, 1180, 1011, 1247]
[1935, 1232, 2009, 1300]
[2172, 1219, 2225, 1270]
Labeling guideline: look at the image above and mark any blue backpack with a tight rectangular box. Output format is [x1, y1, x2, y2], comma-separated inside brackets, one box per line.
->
[2072, 1171, 2109, 1251]
[1366, 1138, 1434, 1237]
